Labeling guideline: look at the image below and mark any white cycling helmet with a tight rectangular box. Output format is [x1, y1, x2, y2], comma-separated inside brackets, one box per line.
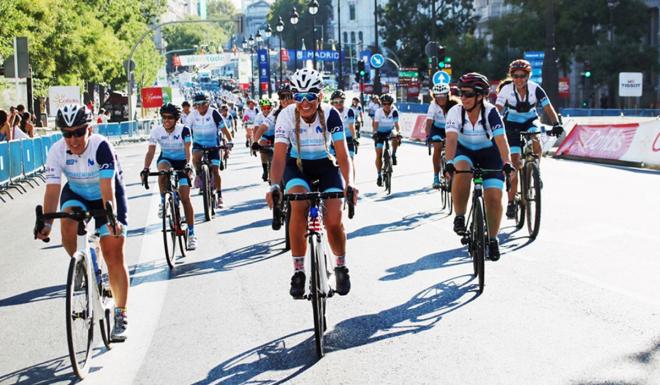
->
[432, 83, 450, 95]
[289, 68, 323, 93]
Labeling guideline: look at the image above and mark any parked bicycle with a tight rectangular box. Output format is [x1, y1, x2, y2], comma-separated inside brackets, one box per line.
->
[33, 203, 118, 379]
[271, 185, 355, 358]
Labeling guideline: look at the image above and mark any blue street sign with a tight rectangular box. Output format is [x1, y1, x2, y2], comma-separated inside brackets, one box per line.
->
[524, 51, 544, 60]
[286, 49, 342, 62]
[433, 70, 451, 85]
[370, 53, 385, 69]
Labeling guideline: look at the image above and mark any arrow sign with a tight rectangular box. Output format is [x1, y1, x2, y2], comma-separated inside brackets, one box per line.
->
[433, 70, 451, 85]
[370, 53, 385, 69]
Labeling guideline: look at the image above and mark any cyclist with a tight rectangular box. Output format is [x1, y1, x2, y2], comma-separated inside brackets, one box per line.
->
[367, 95, 381, 120]
[329, 90, 357, 159]
[444, 73, 514, 261]
[426, 83, 460, 189]
[242, 99, 259, 148]
[181, 101, 191, 123]
[184, 92, 233, 209]
[372, 94, 401, 187]
[265, 68, 358, 298]
[253, 99, 275, 181]
[141, 103, 196, 250]
[496, 59, 564, 219]
[350, 97, 364, 137]
[227, 100, 239, 134]
[35, 104, 130, 340]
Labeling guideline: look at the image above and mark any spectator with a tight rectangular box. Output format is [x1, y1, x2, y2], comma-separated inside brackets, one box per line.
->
[20, 111, 34, 137]
[0, 109, 11, 141]
[97, 108, 110, 124]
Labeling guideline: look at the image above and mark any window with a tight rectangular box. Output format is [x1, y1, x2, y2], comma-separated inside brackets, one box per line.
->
[343, 32, 348, 43]
[349, 4, 356, 20]
[358, 31, 363, 43]
[351, 31, 356, 43]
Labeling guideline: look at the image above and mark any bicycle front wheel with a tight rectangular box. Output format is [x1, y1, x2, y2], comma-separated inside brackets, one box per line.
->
[515, 169, 526, 230]
[472, 197, 486, 294]
[309, 238, 326, 359]
[383, 152, 392, 195]
[201, 165, 212, 221]
[525, 162, 542, 239]
[162, 192, 177, 269]
[65, 254, 94, 378]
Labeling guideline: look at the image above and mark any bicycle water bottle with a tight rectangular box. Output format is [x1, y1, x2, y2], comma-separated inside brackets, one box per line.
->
[309, 207, 322, 232]
[89, 235, 102, 285]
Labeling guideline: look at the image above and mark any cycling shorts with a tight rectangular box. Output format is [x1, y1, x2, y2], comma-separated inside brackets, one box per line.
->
[454, 143, 504, 190]
[192, 143, 221, 167]
[374, 132, 396, 149]
[283, 157, 343, 193]
[429, 125, 446, 142]
[60, 183, 128, 237]
[505, 120, 542, 155]
[156, 156, 190, 186]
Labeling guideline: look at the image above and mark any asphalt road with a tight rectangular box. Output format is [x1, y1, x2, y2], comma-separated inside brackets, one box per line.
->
[1, 131, 659, 385]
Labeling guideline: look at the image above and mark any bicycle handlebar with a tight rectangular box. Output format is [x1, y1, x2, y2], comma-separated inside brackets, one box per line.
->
[454, 168, 512, 191]
[271, 187, 356, 230]
[142, 169, 192, 190]
[34, 202, 117, 243]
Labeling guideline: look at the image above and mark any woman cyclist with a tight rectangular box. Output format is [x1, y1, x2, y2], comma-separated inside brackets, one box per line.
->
[426, 83, 460, 189]
[444, 73, 514, 261]
[265, 69, 358, 298]
[252, 99, 275, 181]
[372, 94, 401, 187]
[496, 59, 564, 219]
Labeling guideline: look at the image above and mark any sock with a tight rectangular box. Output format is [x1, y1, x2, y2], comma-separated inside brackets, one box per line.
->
[293, 256, 304, 272]
[336, 255, 345, 267]
[216, 191, 222, 198]
[115, 306, 127, 316]
[188, 224, 194, 235]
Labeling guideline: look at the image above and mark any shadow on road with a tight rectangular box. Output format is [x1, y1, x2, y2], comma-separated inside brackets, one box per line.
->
[220, 199, 267, 217]
[126, 222, 162, 238]
[127, 192, 153, 201]
[325, 274, 479, 352]
[191, 329, 317, 385]
[373, 186, 435, 202]
[498, 225, 534, 253]
[380, 247, 470, 281]
[348, 211, 443, 239]
[222, 183, 261, 193]
[0, 284, 66, 308]
[218, 218, 271, 234]
[0, 355, 77, 385]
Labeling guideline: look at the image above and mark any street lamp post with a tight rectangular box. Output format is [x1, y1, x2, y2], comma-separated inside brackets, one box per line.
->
[276, 17, 285, 85]
[607, 0, 619, 42]
[248, 34, 255, 99]
[337, 0, 343, 89]
[256, 30, 263, 98]
[290, 7, 300, 70]
[308, 0, 319, 70]
[265, 25, 273, 97]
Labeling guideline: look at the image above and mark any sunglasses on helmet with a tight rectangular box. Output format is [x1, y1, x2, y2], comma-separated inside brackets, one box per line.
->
[293, 92, 320, 103]
[61, 125, 89, 138]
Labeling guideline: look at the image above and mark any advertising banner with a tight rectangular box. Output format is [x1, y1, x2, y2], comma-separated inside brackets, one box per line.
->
[258, 48, 270, 85]
[558, 77, 570, 98]
[140, 87, 164, 108]
[287, 50, 341, 62]
[618, 72, 643, 97]
[48, 86, 81, 117]
[178, 53, 232, 67]
[556, 123, 639, 160]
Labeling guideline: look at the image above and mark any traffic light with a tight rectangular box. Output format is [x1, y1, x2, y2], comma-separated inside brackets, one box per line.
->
[583, 60, 592, 78]
[357, 60, 366, 78]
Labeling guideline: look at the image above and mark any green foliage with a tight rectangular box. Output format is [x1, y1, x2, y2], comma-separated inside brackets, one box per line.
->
[268, 0, 333, 51]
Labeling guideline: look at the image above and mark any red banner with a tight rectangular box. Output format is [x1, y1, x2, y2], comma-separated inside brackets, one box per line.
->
[558, 77, 570, 98]
[141, 87, 164, 108]
[409, 115, 429, 141]
[556, 123, 639, 160]
[280, 49, 290, 62]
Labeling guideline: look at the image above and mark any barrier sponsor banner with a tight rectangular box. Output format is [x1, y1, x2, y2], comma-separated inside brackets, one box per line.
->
[620, 120, 660, 167]
[48, 86, 81, 116]
[178, 54, 232, 67]
[556, 123, 639, 160]
[141, 87, 163, 108]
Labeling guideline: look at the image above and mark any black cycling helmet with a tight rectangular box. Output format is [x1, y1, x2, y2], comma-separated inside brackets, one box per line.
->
[181, 101, 190, 108]
[277, 83, 292, 95]
[160, 103, 181, 118]
[330, 90, 346, 101]
[380, 94, 394, 104]
[457, 72, 490, 95]
[192, 92, 209, 105]
[56, 104, 92, 128]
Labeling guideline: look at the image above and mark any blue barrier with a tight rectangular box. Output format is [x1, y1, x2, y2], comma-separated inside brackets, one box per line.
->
[8, 140, 23, 180]
[33, 137, 44, 171]
[21, 139, 36, 176]
[0, 142, 9, 186]
[397, 102, 430, 114]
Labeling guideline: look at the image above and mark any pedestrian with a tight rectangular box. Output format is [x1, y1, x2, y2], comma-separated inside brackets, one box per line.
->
[0, 109, 11, 141]
[20, 111, 34, 137]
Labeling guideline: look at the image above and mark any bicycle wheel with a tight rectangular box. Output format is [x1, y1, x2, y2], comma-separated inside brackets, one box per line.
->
[176, 202, 188, 257]
[515, 169, 526, 230]
[201, 165, 211, 221]
[162, 193, 177, 269]
[284, 201, 291, 251]
[383, 151, 392, 195]
[65, 254, 94, 378]
[309, 237, 326, 359]
[96, 253, 113, 350]
[525, 162, 542, 239]
[472, 197, 486, 294]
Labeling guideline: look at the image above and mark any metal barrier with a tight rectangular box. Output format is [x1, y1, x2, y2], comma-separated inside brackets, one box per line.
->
[96, 119, 155, 142]
[396, 102, 431, 114]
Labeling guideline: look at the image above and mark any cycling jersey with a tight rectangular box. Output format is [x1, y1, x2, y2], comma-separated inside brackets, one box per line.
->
[184, 108, 224, 148]
[274, 104, 345, 160]
[350, 105, 363, 122]
[374, 107, 399, 134]
[255, 111, 276, 141]
[496, 81, 550, 124]
[445, 102, 505, 151]
[148, 124, 191, 161]
[243, 107, 259, 125]
[337, 107, 355, 139]
[426, 102, 447, 129]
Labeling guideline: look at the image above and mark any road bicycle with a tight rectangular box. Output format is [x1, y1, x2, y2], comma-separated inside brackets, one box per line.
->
[199, 143, 231, 221]
[428, 139, 453, 213]
[141, 169, 190, 269]
[455, 168, 509, 294]
[272, 185, 355, 358]
[33, 203, 118, 379]
[376, 133, 398, 195]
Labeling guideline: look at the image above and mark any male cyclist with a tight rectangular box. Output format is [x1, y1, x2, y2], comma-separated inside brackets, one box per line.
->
[242, 99, 259, 148]
[330, 90, 357, 159]
[141, 103, 196, 250]
[444, 73, 514, 260]
[181, 101, 191, 123]
[350, 97, 364, 136]
[184, 92, 233, 209]
[265, 69, 358, 298]
[252, 99, 275, 181]
[426, 83, 460, 189]
[35, 104, 130, 340]
[372, 94, 401, 187]
[496, 59, 563, 219]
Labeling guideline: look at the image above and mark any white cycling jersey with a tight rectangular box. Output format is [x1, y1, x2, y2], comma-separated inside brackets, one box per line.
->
[275, 104, 345, 160]
[374, 107, 399, 133]
[445, 102, 506, 151]
[148, 124, 191, 160]
[426, 102, 447, 128]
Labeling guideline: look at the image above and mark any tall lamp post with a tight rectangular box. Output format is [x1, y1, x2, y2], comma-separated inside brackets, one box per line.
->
[264, 24, 273, 97]
[290, 7, 300, 70]
[256, 30, 263, 98]
[607, 0, 619, 42]
[308, 0, 319, 70]
[248, 34, 255, 99]
[337, 0, 343, 89]
[276, 17, 285, 85]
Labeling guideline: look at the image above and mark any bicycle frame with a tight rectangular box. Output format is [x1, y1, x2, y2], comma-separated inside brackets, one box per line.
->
[305, 203, 333, 298]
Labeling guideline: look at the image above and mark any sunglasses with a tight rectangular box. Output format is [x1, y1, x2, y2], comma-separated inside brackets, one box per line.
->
[293, 92, 320, 103]
[459, 90, 478, 98]
[331, 99, 344, 104]
[61, 125, 88, 138]
[382, 103, 392, 106]
[161, 114, 177, 121]
[512, 73, 528, 79]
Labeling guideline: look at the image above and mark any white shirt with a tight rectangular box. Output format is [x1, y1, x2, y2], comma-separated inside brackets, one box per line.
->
[426, 102, 447, 128]
[275, 104, 345, 160]
[445, 102, 505, 150]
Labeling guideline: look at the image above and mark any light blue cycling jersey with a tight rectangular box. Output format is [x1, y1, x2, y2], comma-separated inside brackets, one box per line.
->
[337, 107, 355, 139]
[45, 134, 122, 200]
[426, 101, 446, 128]
[445, 102, 506, 151]
[496, 80, 550, 124]
[184, 108, 224, 148]
[148, 124, 191, 160]
[374, 107, 399, 133]
[274, 104, 345, 160]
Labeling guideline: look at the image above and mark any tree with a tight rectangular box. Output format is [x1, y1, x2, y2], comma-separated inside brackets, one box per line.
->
[267, 0, 333, 53]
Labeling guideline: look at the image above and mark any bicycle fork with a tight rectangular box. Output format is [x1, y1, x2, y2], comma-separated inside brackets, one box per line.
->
[305, 206, 333, 299]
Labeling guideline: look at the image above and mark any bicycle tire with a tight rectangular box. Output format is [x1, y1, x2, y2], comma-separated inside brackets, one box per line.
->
[201, 165, 211, 221]
[162, 193, 177, 269]
[525, 162, 542, 239]
[515, 169, 526, 229]
[383, 150, 392, 195]
[284, 201, 291, 251]
[310, 237, 326, 359]
[65, 254, 93, 378]
[97, 253, 113, 350]
[472, 197, 486, 294]
[99, 307, 112, 350]
[447, 178, 453, 215]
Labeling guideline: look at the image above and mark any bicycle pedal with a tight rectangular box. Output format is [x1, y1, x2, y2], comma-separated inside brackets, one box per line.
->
[110, 336, 127, 343]
[460, 236, 469, 245]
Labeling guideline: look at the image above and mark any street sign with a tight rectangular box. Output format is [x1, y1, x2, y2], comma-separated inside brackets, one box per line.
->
[370, 53, 385, 69]
[524, 51, 544, 60]
[432, 70, 451, 85]
[524, 51, 544, 83]
[619, 72, 643, 97]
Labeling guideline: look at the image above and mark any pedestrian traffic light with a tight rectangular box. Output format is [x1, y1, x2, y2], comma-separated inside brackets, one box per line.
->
[583, 60, 592, 78]
[357, 60, 366, 78]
